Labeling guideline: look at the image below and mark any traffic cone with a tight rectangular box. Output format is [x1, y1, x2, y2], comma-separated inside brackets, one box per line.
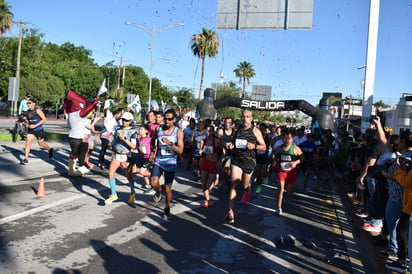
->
[36, 177, 46, 197]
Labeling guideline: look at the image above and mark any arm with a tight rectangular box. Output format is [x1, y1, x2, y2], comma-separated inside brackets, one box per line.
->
[356, 158, 377, 184]
[251, 127, 267, 151]
[292, 145, 304, 169]
[373, 116, 387, 144]
[79, 99, 99, 117]
[149, 127, 159, 162]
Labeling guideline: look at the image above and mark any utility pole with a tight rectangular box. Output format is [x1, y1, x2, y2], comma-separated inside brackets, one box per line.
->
[125, 22, 183, 111]
[13, 21, 31, 116]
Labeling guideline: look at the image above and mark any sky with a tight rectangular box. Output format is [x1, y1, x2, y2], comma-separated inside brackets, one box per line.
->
[6, 0, 412, 106]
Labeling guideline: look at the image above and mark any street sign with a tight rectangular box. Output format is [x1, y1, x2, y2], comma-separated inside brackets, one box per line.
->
[216, 0, 313, 30]
[8, 77, 19, 102]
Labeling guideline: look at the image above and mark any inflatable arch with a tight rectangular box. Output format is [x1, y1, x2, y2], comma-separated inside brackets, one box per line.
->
[196, 88, 334, 132]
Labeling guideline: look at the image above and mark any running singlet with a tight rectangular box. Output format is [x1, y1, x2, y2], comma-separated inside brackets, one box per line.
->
[232, 126, 256, 161]
[137, 136, 151, 159]
[193, 130, 207, 157]
[112, 127, 137, 154]
[27, 107, 43, 131]
[154, 126, 179, 172]
[221, 128, 234, 157]
[276, 144, 299, 171]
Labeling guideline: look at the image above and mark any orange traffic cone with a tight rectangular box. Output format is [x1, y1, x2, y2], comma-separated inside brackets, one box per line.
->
[36, 177, 46, 197]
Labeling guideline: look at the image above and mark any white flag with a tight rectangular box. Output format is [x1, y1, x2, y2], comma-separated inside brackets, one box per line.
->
[172, 96, 177, 104]
[128, 95, 141, 113]
[151, 100, 159, 111]
[161, 100, 166, 112]
[97, 79, 108, 97]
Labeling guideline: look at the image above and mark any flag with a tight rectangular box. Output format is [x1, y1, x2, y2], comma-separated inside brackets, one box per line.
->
[161, 100, 166, 112]
[128, 95, 141, 113]
[172, 96, 177, 105]
[151, 100, 159, 111]
[97, 79, 108, 97]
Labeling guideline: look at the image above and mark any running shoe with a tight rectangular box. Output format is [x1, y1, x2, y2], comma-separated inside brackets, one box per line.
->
[128, 193, 136, 204]
[78, 165, 90, 175]
[255, 185, 262, 194]
[20, 159, 28, 165]
[104, 194, 118, 205]
[362, 222, 382, 233]
[354, 210, 368, 218]
[164, 207, 171, 220]
[144, 188, 156, 195]
[225, 211, 234, 224]
[379, 249, 398, 261]
[97, 162, 106, 170]
[153, 190, 162, 203]
[241, 192, 251, 203]
[201, 200, 211, 208]
[386, 260, 407, 273]
[48, 148, 54, 158]
[275, 208, 283, 216]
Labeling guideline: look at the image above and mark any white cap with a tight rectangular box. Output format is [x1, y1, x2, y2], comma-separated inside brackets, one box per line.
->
[121, 112, 134, 121]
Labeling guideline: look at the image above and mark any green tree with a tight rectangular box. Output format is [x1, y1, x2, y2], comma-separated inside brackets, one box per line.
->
[234, 61, 256, 98]
[373, 100, 390, 110]
[0, 0, 13, 36]
[215, 81, 241, 119]
[191, 28, 220, 100]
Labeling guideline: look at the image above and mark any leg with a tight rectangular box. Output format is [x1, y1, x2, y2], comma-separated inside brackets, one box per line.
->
[23, 134, 35, 161]
[229, 165, 243, 211]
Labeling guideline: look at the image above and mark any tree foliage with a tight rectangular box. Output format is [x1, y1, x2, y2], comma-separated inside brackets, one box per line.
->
[234, 61, 256, 98]
[0, 0, 13, 36]
[191, 28, 220, 100]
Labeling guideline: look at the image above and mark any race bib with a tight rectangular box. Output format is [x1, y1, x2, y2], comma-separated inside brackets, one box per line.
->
[160, 144, 174, 156]
[139, 145, 147, 154]
[204, 145, 213, 154]
[235, 139, 247, 149]
[280, 162, 292, 171]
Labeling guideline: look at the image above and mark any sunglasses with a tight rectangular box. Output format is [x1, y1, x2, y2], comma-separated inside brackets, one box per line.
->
[164, 117, 174, 121]
[122, 119, 131, 122]
[27, 102, 32, 105]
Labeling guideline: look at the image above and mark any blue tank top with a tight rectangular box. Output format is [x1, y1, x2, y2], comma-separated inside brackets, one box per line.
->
[154, 126, 179, 172]
[27, 107, 43, 131]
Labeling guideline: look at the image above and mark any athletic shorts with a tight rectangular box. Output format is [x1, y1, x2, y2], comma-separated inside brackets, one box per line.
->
[27, 129, 45, 140]
[151, 164, 175, 186]
[231, 157, 256, 175]
[201, 158, 217, 174]
[276, 168, 299, 185]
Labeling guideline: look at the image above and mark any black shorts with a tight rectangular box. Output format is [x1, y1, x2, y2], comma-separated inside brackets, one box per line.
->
[27, 129, 45, 140]
[231, 157, 256, 175]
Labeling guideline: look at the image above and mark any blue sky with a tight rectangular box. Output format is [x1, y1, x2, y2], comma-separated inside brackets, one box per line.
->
[7, 0, 412, 106]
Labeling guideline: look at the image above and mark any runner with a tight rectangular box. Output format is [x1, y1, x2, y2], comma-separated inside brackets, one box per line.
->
[104, 112, 137, 204]
[273, 128, 304, 215]
[225, 110, 266, 224]
[20, 98, 54, 164]
[149, 109, 184, 219]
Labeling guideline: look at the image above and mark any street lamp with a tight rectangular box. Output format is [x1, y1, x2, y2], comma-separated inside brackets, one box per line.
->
[125, 22, 184, 111]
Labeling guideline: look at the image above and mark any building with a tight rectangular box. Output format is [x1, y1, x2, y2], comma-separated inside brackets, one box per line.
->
[382, 93, 412, 134]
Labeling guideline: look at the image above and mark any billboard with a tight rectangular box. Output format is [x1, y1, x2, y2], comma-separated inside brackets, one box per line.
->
[216, 0, 313, 30]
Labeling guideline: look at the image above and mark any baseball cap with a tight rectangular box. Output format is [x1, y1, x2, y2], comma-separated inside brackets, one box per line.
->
[121, 112, 134, 121]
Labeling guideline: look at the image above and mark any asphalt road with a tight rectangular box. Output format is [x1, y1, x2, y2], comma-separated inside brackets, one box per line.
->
[0, 135, 390, 273]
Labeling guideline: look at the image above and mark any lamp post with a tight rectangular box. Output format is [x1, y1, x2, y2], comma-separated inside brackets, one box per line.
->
[125, 22, 183, 111]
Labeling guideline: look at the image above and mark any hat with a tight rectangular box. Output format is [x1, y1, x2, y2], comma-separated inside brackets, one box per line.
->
[121, 112, 134, 121]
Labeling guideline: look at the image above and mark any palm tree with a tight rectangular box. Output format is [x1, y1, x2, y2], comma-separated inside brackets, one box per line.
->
[191, 28, 220, 100]
[234, 61, 256, 98]
[0, 0, 14, 36]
